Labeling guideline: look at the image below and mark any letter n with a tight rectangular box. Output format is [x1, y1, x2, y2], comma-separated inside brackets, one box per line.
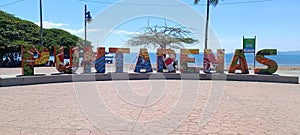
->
[95, 47, 106, 73]
[203, 49, 225, 73]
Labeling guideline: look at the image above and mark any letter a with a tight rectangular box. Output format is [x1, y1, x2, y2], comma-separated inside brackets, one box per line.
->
[228, 49, 249, 74]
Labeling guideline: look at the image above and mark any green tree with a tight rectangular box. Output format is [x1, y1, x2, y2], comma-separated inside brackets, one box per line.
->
[194, 0, 220, 49]
[43, 28, 90, 52]
[126, 24, 198, 49]
[0, 10, 40, 65]
[0, 10, 89, 66]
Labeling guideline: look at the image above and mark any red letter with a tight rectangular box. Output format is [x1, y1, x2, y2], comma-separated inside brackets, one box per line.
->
[156, 49, 176, 72]
[203, 49, 225, 73]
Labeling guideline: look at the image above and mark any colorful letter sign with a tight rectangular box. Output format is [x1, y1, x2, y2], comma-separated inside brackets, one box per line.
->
[180, 49, 199, 73]
[156, 49, 176, 72]
[20, 42, 281, 76]
[82, 47, 94, 73]
[21, 45, 49, 76]
[109, 47, 130, 73]
[134, 48, 153, 73]
[254, 49, 278, 74]
[54, 46, 79, 74]
[228, 49, 249, 74]
[203, 49, 225, 73]
[95, 47, 106, 73]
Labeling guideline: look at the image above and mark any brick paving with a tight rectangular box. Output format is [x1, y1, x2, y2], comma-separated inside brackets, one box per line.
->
[0, 80, 299, 135]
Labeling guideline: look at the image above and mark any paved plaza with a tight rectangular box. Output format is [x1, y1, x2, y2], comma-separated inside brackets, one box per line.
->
[0, 79, 299, 135]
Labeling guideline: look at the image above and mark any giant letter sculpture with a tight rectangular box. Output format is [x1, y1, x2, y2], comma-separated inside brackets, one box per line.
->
[22, 45, 49, 76]
[109, 48, 130, 73]
[228, 49, 249, 74]
[54, 46, 79, 74]
[203, 49, 225, 73]
[254, 49, 278, 74]
[134, 48, 153, 73]
[157, 49, 176, 72]
[180, 49, 199, 73]
[95, 47, 106, 73]
[82, 47, 94, 73]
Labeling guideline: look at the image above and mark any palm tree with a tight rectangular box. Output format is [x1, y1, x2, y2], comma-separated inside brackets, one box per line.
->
[194, 0, 219, 49]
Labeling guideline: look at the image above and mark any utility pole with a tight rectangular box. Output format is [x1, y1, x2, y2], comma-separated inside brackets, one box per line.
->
[204, 0, 210, 49]
[39, 0, 43, 46]
[84, 4, 87, 47]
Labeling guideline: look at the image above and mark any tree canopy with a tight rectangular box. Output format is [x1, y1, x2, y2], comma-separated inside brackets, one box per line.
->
[126, 24, 198, 49]
[0, 10, 88, 66]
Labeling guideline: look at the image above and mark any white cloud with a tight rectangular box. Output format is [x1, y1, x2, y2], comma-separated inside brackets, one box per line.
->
[61, 28, 83, 36]
[35, 21, 83, 36]
[35, 21, 68, 28]
[112, 30, 140, 35]
[34, 21, 140, 38]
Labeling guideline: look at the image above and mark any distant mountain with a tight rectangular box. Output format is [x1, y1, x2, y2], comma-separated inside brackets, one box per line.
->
[278, 51, 300, 55]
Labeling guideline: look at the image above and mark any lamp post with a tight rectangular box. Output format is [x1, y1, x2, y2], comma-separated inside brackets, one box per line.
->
[83, 4, 92, 73]
[84, 4, 92, 47]
[204, 0, 209, 49]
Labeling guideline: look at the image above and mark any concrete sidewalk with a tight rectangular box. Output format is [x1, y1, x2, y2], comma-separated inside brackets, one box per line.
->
[0, 80, 299, 135]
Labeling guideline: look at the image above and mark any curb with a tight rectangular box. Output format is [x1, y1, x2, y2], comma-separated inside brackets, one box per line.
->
[0, 73, 298, 87]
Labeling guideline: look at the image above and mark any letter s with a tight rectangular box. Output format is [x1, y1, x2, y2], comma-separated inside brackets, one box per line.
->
[255, 49, 278, 74]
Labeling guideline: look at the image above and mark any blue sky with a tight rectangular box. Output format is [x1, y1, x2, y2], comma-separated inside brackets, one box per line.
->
[1, 0, 300, 53]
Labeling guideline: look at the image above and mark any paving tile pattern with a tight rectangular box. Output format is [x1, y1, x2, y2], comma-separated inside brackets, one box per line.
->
[0, 80, 299, 134]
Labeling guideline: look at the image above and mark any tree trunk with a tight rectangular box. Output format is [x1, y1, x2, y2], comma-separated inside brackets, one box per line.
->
[0, 51, 3, 67]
